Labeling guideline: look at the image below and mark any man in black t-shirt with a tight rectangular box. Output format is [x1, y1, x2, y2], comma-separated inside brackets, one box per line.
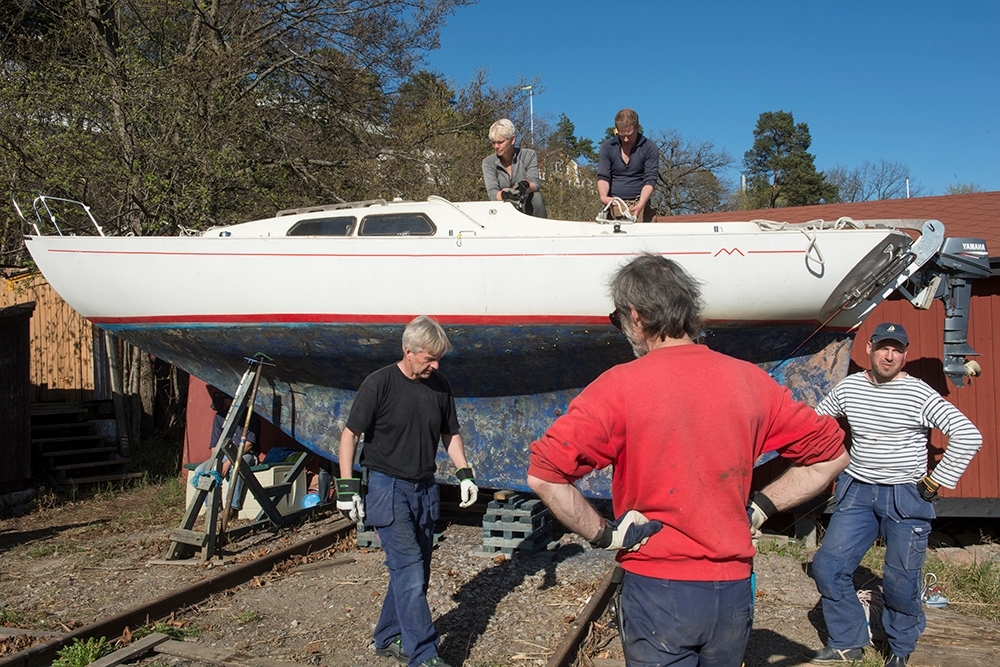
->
[337, 316, 477, 667]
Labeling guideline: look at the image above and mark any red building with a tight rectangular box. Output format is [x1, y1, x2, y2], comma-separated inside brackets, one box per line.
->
[665, 192, 1000, 516]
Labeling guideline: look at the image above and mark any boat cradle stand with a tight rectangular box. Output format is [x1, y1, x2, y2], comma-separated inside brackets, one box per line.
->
[162, 358, 310, 561]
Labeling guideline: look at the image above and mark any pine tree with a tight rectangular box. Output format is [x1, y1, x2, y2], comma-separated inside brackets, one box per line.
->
[743, 111, 839, 208]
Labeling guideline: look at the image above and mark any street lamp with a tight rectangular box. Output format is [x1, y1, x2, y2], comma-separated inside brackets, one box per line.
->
[520, 85, 533, 147]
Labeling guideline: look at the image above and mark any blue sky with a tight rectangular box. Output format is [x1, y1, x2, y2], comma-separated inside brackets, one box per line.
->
[424, 1, 999, 197]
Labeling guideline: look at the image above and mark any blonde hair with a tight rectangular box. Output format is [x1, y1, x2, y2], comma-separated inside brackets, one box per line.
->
[402, 315, 452, 357]
[488, 119, 516, 143]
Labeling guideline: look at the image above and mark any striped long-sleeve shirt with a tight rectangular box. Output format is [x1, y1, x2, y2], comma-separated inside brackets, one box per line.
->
[816, 372, 982, 488]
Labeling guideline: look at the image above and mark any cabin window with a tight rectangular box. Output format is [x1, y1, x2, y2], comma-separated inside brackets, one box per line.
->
[286, 217, 356, 237]
[359, 213, 436, 236]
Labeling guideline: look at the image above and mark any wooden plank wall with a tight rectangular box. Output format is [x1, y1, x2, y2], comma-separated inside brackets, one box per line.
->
[850, 279, 1000, 501]
[1, 275, 95, 403]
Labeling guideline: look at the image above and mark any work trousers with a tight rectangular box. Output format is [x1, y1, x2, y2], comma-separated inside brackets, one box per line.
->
[522, 191, 547, 218]
[619, 572, 752, 667]
[367, 470, 440, 667]
[811, 474, 933, 658]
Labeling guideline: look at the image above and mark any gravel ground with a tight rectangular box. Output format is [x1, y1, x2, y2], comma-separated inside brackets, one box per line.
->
[4, 483, 994, 667]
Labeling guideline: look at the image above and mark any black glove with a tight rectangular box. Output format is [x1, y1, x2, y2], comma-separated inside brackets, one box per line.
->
[515, 180, 530, 197]
[500, 188, 519, 202]
[589, 510, 663, 552]
[918, 475, 940, 502]
[747, 491, 778, 537]
[335, 477, 365, 523]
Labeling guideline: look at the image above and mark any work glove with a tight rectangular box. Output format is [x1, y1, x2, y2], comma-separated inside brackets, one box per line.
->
[747, 491, 778, 538]
[335, 477, 365, 523]
[500, 188, 519, 203]
[918, 475, 940, 502]
[456, 467, 478, 508]
[589, 510, 663, 552]
[515, 180, 530, 197]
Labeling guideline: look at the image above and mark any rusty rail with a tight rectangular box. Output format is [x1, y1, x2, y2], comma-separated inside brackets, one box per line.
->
[0, 518, 352, 667]
[546, 565, 620, 667]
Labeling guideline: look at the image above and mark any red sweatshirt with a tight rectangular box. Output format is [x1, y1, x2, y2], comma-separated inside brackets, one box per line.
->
[528, 343, 844, 581]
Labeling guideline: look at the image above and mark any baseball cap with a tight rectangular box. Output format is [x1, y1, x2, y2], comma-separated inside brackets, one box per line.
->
[870, 322, 908, 347]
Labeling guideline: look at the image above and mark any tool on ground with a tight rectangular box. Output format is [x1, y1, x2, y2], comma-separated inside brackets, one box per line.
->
[921, 572, 949, 608]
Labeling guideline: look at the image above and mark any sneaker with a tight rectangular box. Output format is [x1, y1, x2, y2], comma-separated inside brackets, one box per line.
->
[804, 646, 864, 664]
[418, 658, 452, 667]
[885, 656, 907, 667]
[373, 636, 407, 663]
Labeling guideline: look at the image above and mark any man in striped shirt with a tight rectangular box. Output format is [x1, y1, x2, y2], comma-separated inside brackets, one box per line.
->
[806, 323, 982, 667]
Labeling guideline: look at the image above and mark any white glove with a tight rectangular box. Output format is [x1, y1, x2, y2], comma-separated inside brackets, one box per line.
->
[590, 510, 663, 552]
[335, 478, 365, 523]
[456, 467, 478, 508]
[460, 479, 479, 508]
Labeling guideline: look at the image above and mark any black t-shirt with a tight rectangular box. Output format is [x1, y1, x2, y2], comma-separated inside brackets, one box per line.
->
[346, 364, 460, 482]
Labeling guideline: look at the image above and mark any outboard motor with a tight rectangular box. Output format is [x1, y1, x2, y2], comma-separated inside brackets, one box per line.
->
[904, 237, 991, 386]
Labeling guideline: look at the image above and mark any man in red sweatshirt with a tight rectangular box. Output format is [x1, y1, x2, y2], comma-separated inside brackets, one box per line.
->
[527, 253, 849, 667]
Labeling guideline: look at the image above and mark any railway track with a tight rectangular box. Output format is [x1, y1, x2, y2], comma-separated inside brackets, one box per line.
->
[0, 508, 619, 667]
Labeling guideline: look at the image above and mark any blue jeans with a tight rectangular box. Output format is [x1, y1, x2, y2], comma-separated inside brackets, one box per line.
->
[619, 572, 752, 667]
[367, 470, 440, 667]
[812, 474, 934, 657]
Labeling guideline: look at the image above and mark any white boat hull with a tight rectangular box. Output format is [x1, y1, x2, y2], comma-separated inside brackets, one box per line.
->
[23, 198, 939, 497]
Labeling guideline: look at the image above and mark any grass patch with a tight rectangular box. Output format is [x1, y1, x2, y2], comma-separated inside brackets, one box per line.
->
[924, 554, 1000, 622]
[0, 608, 26, 626]
[850, 541, 1000, 623]
[860, 646, 884, 667]
[52, 637, 113, 667]
[132, 620, 201, 641]
[129, 433, 184, 482]
[26, 541, 85, 559]
[23, 545, 53, 559]
[235, 609, 263, 624]
[106, 478, 186, 532]
[859, 543, 886, 577]
[755, 537, 809, 562]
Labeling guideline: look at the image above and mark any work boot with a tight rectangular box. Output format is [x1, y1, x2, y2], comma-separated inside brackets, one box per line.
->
[803, 646, 864, 664]
[418, 658, 452, 667]
[373, 636, 407, 663]
[885, 655, 907, 667]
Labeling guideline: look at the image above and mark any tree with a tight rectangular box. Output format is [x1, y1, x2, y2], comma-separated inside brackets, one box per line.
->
[742, 111, 839, 208]
[545, 114, 597, 163]
[0, 0, 474, 245]
[652, 130, 732, 215]
[0, 0, 473, 443]
[826, 160, 923, 201]
[534, 113, 599, 220]
[945, 182, 985, 195]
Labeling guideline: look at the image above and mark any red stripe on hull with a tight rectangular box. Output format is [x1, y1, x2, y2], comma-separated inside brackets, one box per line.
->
[88, 313, 848, 331]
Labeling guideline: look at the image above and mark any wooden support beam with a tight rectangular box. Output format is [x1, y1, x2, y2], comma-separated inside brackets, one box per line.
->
[88, 632, 170, 667]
